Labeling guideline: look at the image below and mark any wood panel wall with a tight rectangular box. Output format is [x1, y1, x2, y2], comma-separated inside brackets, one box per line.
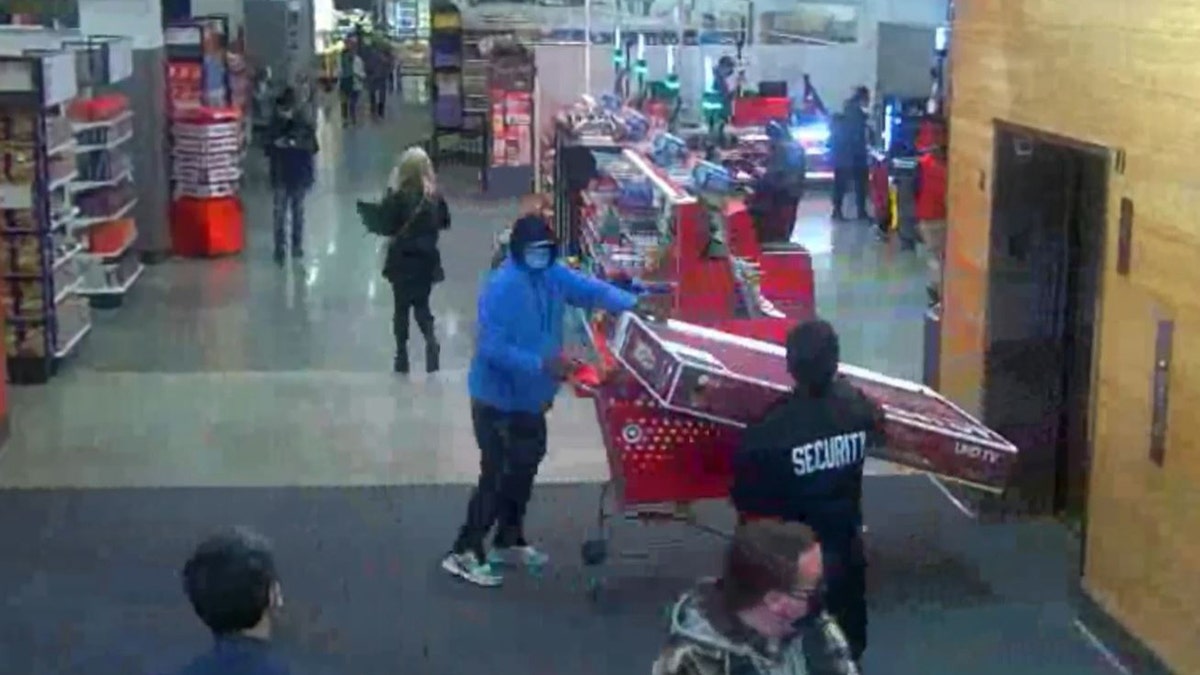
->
[945, 0, 1200, 670]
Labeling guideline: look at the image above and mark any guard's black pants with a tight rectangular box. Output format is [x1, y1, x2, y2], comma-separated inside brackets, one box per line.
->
[833, 160, 869, 217]
[823, 533, 868, 662]
[453, 402, 548, 560]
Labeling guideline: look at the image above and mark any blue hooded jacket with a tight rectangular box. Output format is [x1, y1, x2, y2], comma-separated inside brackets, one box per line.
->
[468, 216, 637, 413]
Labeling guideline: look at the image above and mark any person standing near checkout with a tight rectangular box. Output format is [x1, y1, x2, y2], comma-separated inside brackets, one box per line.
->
[749, 119, 807, 244]
[831, 87, 872, 222]
[730, 319, 885, 666]
[442, 216, 643, 587]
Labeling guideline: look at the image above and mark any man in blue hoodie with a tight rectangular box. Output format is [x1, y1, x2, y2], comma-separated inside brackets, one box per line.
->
[442, 215, 639, 587]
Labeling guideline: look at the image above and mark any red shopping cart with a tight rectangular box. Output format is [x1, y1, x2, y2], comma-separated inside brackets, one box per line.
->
[567, 311, 744, 600]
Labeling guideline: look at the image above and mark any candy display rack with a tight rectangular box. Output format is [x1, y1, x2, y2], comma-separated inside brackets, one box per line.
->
[66, 37, 141, 309]
[0, 50, 90, 384]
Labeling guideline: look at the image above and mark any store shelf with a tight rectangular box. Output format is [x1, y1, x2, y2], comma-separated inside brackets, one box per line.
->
[51, 207, 80, 232]
[71, 110, 133, 132]
[54, 242, 83, 269]
[72, 198, 138, 230]
[48, 171, 78, 193]
[47, 138, 76, 157]
[78, 261, 143, 297]
[54, 321, 91, 359]
[53, 276, 83, 305]
[85, 227, 136, 261]
[72, 169, 133, 192]
[76, 129, 133, 153]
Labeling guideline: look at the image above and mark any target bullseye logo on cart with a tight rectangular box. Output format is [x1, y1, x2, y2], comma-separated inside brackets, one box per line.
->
[622, 423, 644, 445]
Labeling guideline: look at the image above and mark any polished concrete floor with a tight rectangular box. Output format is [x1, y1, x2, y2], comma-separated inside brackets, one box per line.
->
[0, 101, 1116, 673]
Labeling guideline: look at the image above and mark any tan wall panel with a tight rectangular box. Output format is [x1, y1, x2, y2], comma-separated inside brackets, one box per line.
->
[948, 1, 1200, 669]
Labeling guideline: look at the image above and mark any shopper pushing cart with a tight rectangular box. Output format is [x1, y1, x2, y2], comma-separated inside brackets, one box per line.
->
[441, 215, 646, 587]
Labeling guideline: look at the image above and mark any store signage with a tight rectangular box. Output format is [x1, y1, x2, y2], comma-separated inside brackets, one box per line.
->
[107, 39, 134, 84]
[41, 51, 78, 106]
[0, 60, 33, 94]
[165, 26, 203, 48]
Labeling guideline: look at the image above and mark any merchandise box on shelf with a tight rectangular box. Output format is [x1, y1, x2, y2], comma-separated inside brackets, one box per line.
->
[607, 313, 1019, 493]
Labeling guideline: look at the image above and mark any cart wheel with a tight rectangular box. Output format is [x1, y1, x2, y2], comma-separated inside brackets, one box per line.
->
[586, 576, 603, 603]
[581, 538, 608, 567]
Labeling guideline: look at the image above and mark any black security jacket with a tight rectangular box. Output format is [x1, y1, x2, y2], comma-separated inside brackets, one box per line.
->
[732, 378, 885, 546]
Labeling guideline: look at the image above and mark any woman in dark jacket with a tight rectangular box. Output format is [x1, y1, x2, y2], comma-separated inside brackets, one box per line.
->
[380, 147, 450, 374]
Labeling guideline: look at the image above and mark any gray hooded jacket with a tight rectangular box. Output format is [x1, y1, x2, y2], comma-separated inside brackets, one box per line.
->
[652, 582, 859, 675]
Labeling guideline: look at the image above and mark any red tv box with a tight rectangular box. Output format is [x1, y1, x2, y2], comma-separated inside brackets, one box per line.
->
[608, 314, 1018, 492]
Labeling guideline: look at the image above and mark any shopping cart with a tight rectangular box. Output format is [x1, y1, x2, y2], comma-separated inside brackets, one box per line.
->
[566, 309, 740, 601]
[565, 307, 1020, 601]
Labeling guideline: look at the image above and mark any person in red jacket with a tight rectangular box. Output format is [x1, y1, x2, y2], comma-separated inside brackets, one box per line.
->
[914, 120, 948, 306]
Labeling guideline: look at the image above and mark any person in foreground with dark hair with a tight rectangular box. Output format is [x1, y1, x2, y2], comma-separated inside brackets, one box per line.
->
[442, 215, 640, 587]
[653, 520, 859, 675]
[730, 319, 885, 665]
[173, 527, 289, 675]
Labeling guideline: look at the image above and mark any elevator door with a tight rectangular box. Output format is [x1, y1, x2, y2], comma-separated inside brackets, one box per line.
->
[984, 128, 1104, 517]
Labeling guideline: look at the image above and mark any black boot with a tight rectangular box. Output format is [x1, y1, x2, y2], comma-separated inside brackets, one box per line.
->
[831, 208, 846, 222]
[425, 341, 440, 374]
[394, 351, 410, 374]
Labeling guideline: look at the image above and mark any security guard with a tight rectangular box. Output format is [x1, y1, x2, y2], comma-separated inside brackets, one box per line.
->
[731, 319, 885, 664]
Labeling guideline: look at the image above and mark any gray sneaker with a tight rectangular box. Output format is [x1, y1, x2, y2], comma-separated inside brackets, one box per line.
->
[441, 551, 502, 587]
[487, 545, 550, 569]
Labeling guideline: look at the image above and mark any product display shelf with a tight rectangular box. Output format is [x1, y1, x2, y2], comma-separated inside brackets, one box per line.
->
[0, 50, 91, 384]
[69, 97, 142, 309]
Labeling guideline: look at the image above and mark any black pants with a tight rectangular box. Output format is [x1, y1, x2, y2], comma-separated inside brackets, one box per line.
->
[339, 87, 359, 126]
[453, 401, 548, 559]
[823, 533, 868, 662]
[272, 187, 305, 254]
[832, 161, 869, 217]
[369, 84, 387, 119]
[391, 282, 435, 351]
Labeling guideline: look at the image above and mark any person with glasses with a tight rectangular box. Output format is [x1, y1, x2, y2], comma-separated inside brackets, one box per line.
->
[729, 319, 885, 665]
[653, 520, 859, 675]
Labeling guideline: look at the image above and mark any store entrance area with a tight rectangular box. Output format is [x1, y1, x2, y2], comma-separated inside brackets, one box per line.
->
[0, 102, 1114, 674]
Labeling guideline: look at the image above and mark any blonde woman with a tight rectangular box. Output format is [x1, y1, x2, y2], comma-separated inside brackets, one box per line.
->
[379, 147, 450, 374]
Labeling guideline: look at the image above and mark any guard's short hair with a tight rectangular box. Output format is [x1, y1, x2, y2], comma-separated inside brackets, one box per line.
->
[181, 527, 277, 635]
[786, 319, 840, 395]
[720, 520, 819, 613]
